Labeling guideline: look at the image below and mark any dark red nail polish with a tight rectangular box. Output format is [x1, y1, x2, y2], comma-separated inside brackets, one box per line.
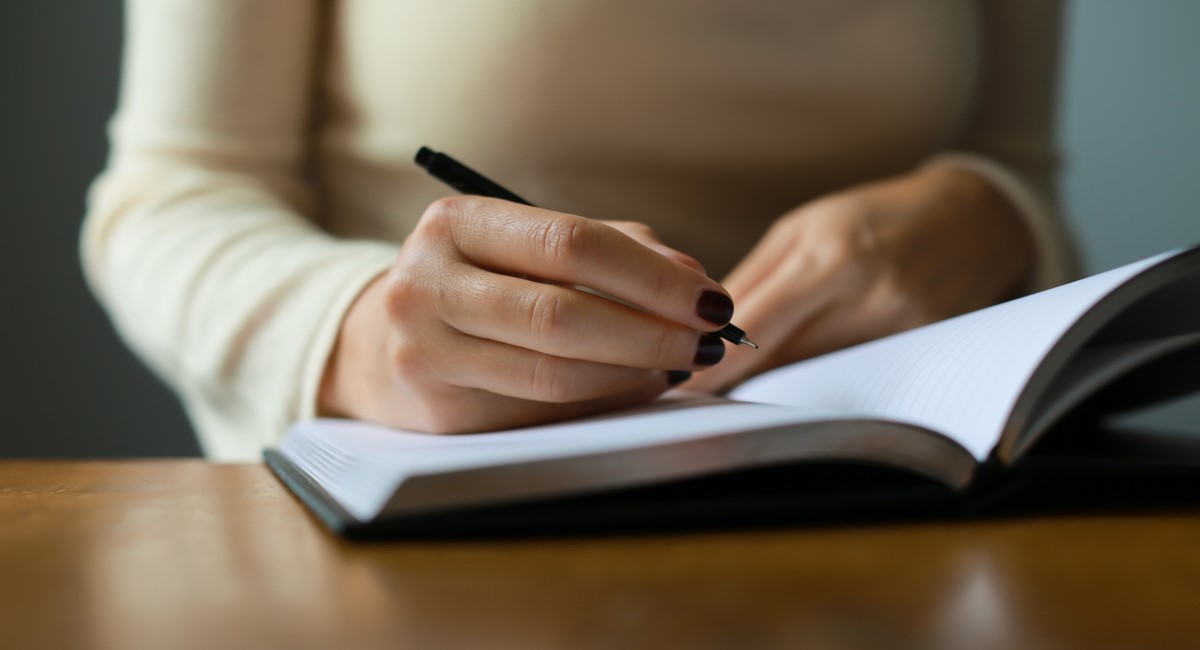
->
[696, 291, 734, 326]
[694, 333, 726, 366]
[667, 370, 693, 386]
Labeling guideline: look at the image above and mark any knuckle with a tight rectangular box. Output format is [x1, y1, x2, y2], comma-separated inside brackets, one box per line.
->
[420, 195, 469, 225]
[386, 247, 469, 322]
[647, 261, 675, 302]
[779, 252, 816, 289]
[645, 325, 678, 368]
[418, 198, 455, 233]
[526, 290, 569, 342]
[823, 224, 863, 262]
[533, 217, 593, 268]
[381, 269, 421, 319]
[805, 229, 867, 285]
[867, 282, 929, 330]
[824, 243, 858, 278]
[633, 222, 658, 238]
[674, 252, 704, 272]
[389, 336, 429, 387]
[417, 195, 482, 241]
[528, 356, 576, 403]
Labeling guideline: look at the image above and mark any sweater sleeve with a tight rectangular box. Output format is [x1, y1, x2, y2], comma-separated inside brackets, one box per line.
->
[923, 0, 1080, 292]
[81, 0, 398, 460]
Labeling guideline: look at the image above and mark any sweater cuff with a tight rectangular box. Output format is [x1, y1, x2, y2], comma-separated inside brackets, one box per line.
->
[296, 243, 397, 423]
[922, 152, 1076, 293]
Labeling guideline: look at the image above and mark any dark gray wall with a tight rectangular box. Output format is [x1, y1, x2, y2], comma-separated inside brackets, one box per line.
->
[0, 1, 1196, 457]
[0, 2, 198, 456]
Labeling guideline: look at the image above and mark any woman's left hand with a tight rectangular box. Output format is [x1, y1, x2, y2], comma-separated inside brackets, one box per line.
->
[685, 164, 1037, 392]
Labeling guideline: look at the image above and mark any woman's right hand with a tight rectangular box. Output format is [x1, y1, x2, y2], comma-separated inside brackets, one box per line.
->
[318, 196, 735, 433]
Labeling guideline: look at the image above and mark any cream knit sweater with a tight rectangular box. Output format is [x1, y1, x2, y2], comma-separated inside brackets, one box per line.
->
[83, 0, 1075, 459]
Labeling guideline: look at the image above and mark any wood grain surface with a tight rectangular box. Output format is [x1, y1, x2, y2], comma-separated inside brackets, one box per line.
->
[1, 461, 1197, 650]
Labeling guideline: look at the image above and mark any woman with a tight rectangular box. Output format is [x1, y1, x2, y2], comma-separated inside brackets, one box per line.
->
[83, 1, 1076, 460]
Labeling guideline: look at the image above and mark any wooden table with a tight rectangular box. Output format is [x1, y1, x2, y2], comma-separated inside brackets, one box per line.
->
[1, 461, 1198, 650]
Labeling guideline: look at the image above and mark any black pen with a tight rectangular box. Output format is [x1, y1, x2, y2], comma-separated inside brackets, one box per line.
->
[415, 146, 758, 349]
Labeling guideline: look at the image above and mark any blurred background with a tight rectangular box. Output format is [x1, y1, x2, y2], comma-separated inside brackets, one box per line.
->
[1, 1, 1198, 458]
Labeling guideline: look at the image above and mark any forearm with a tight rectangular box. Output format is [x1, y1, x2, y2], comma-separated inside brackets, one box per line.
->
[83, 166, 397, 459]
[922, 152, 1077, 293]
[895, 162, 1037, 303]
[79, 0, 414, 459]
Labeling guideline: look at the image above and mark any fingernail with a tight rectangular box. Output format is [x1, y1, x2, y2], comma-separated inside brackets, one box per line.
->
[667, 370, 693, 386]
[694, 333, 726, 366]
[696, 291, 734, 326]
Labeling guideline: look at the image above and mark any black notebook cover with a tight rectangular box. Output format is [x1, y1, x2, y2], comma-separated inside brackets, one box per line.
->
[265, 448, 968, 539]
[265, 426, 1200, 540]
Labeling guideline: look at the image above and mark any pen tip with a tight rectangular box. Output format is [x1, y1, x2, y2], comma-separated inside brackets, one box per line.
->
[742, 336, 759, 349]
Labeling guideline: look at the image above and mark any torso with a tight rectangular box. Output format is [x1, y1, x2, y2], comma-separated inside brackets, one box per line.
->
[314, 0, 979, 277]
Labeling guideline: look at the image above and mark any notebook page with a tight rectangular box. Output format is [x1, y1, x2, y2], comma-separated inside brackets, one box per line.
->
[729, 252, 1177, 460]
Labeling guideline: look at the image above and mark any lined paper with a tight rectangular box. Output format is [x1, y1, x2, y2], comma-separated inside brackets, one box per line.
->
[729, 251, 1178, 460]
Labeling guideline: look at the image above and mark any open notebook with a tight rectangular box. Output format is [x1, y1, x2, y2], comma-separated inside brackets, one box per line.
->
[267, 247, 1200, 534]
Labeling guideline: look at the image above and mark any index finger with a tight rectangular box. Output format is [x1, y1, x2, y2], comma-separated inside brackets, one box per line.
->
[424, 196, 735, 331]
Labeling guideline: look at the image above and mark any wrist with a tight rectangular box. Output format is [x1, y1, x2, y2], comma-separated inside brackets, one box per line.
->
[318, 272, 388, 419]
[913, 163, 1037, 297]
[921, 151, 1075, 292]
